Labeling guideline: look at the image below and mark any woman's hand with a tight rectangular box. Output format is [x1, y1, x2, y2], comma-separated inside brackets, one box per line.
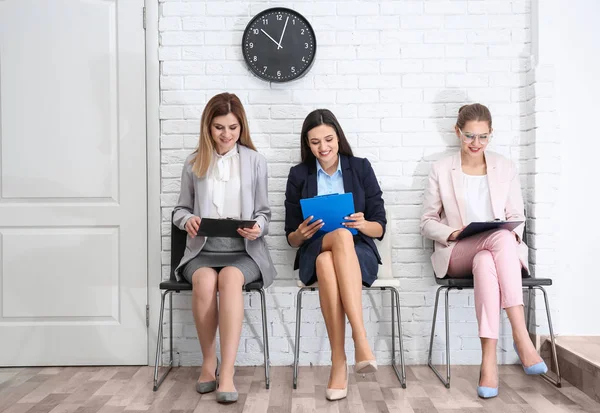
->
[295, 216, 324, 241]
[512, 231, 521, 243]
[237, 223, 261, 241]
[447, 226, 466, 242]
[289, 216, 323, 247]
[342, 212, 368, 232]
[185, 216, 201, 238]
[342, 212, 385, 238]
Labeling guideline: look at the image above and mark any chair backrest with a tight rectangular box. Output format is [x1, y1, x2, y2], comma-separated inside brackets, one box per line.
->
[170, 211, 188, 281]
[375, 217, 393, 279]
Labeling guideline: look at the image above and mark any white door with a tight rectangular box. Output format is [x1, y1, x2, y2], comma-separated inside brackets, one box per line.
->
[0, 0, 148, 365]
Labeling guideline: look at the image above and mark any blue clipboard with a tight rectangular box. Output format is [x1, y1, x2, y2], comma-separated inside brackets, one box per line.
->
[300, 193, 358, 235]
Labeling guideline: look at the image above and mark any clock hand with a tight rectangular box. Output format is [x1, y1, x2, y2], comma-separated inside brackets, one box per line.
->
[260, 29, 282, 48]
[277, 16, 289, 49]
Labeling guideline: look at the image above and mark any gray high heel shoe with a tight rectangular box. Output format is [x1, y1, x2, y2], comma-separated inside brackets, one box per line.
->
[216, 367, 238, 404]
[195, 358, 219, 394]
[216, 390, 239, 404]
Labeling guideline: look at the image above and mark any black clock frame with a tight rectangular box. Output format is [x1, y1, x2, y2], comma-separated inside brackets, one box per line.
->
[242, 7, 317, 83]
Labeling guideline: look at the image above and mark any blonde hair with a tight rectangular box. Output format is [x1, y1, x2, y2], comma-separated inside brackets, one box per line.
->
[191, 93, 256, 178]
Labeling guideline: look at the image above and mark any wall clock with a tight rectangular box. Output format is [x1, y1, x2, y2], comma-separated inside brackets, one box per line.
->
[242, 7, 316, 83]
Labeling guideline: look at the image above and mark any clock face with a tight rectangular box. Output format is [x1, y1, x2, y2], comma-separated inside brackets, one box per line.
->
[242, 8, 316, 83]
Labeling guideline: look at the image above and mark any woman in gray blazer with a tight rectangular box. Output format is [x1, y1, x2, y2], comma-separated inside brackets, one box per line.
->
[173, 92, 276, 403]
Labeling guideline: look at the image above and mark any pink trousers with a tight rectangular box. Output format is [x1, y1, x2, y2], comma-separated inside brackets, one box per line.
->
[447, 229, 524, 339]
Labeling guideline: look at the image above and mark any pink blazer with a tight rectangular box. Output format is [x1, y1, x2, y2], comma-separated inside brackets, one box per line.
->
[420, 151, 529, 278]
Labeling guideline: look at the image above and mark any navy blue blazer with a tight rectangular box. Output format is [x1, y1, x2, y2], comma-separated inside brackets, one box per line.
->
[284, 155, 387, 270]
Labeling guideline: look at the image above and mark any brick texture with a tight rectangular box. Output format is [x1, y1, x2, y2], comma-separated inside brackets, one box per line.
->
[158, 0, 538, 366]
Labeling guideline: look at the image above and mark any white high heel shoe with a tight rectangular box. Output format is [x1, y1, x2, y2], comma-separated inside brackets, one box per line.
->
[355, 359, 378, 374]
[325, 362, 348, 401]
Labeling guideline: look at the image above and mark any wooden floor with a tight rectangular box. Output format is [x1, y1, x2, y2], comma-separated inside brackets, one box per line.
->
[1, 365, 599, 413]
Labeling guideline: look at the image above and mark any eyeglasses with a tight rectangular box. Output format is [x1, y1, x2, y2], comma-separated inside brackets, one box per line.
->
[458, 128, 492, 144]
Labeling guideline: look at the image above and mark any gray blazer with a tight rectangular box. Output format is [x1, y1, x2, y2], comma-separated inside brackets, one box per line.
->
[172, 145, 277, 287]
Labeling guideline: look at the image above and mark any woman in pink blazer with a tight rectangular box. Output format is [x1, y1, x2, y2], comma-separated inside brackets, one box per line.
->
[420, 103, 547, 398]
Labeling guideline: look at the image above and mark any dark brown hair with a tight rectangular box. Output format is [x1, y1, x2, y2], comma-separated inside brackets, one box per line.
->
[300, 109, 354, 164]
[191, 92, 256, 177]
[456, 103, 492, 130]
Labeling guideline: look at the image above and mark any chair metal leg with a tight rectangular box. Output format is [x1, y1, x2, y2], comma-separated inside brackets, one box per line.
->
[258, 287, 270, 389]
[153, 290, 173, 391]
[293, 287, 305, 389]
[526, 287, 533, 331]
[428, 286, 451, 388]
[169, 292, 173, 367]
[391, 288, 396, 373]
[535, 286, 562, 387]
[391, 287, 407, 388]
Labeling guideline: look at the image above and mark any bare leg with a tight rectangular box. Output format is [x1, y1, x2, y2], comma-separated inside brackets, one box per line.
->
[321, 229, 374, 363]
[506, 305, 544, 367]
[191, 268, 219, 384]
[480, 338, 498, 388]
[315, 251, 347, 389]
[216, 267, 245, 393]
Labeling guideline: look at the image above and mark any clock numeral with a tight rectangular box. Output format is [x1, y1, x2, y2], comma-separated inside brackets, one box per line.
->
[277, 14, 283, 20]
[262, 18, 268, 25]
[291, 66, 296, 73]
[292, 19, 296, 25]
[249, 42, 254, 48]
[263, 66, 267, 73]
[253, 28, 259, 35]
[300, 29, 305, 35]
[277, 70, 281, 77]
[305, 43, 309, 49]
[253, 56, 258, 62]
[302, 56, 306, 62]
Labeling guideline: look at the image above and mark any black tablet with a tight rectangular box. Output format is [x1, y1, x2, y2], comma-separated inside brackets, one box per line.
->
[197, 218, 256, 238]
[457, 220, 523, 240]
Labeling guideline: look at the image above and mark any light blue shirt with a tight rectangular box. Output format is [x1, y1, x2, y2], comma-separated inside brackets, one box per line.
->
[317, 157, 345, 196]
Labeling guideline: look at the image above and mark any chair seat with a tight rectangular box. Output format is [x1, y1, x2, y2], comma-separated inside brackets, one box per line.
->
[243, 279, 264, 291]
[159, 279, 192, 291]
[297, 278, 400, 289]
[160, 279, 264, 291]
[435, 276, 552, 288]
[371, 279, 401, 288]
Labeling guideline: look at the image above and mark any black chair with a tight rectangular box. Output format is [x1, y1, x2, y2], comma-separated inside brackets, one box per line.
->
[153, 213, 270, 391]
[427, 239, 562, 388]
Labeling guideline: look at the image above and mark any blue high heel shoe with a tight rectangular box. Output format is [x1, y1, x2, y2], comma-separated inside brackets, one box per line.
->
[513, 342, 548, 375]
[477, 372, 498, 399]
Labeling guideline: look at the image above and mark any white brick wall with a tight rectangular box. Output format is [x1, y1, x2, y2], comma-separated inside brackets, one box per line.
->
[158, 0, 533, 366]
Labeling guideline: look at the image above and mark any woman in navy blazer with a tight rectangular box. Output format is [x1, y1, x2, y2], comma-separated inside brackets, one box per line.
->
[285, 109, 386, 401]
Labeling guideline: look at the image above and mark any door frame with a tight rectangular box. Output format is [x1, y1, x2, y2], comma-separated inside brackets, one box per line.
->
[145, 0, 162, 366]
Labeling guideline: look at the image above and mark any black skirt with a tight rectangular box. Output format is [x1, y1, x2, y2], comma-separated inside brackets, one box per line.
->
[298, 234, 378, 287]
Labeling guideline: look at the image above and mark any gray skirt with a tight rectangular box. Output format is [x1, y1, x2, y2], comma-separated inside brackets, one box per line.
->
[182, 236, 261, 285]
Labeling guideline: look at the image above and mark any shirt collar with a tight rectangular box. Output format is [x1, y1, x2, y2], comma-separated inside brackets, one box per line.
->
[214, 143, 239, 159]
[316, 156, 341, 177]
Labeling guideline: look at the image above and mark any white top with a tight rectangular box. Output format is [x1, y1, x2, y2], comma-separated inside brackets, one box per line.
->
[205, 144, 241, 219]
[462, 173, 494, 224]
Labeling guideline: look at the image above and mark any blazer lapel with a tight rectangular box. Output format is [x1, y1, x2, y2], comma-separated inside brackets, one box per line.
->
[199, 175, 211, 219]
[484, 152, 502, 219]
[340, 155, 354, 195]
[239, 145, 253, 220]
[307, 161, 318, 198]
[450, 152, 467, 226]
